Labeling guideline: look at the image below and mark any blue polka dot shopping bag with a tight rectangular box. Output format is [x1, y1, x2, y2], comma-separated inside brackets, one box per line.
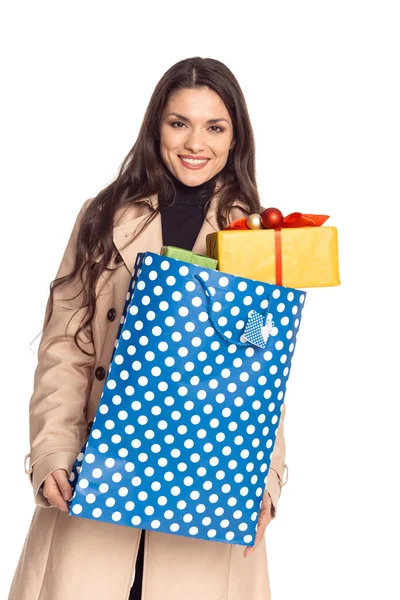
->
[68, 251, 307, 546]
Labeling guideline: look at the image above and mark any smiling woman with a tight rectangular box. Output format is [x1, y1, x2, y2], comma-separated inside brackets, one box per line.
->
[8, 56, 288, 600]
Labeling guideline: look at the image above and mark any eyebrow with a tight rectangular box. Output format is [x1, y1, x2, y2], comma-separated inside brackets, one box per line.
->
[165, 112, 230, 125]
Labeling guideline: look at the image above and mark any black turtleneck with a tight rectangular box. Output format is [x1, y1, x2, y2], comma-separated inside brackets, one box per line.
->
[161, 171, 220, 251]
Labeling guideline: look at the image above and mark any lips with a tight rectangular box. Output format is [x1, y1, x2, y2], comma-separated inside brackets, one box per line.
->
[178, 156, 210, 170]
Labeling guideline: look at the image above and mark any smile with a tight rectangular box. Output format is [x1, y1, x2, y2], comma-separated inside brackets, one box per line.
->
[179, 156, 210, 169]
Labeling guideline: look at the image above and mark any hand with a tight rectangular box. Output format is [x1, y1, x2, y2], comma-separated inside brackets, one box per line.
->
[243, 492, 272, 558]
[42, 469, 72, 512]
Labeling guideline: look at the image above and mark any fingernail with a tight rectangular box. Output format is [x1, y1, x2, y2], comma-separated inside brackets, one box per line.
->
[63, 491, 70, 501]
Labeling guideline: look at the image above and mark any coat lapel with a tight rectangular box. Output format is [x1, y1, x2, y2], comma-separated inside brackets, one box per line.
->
[112, 182, 248, 274]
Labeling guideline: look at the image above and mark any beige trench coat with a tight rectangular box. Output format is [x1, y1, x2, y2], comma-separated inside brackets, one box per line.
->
[9, 182, 288, 600]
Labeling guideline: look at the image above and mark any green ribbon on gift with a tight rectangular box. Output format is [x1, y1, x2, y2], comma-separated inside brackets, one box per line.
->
[160, 246, 218, 269]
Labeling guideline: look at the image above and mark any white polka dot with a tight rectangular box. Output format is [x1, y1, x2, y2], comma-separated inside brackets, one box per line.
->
[192, 296, 202, 307]
[185, 281, 196, 292]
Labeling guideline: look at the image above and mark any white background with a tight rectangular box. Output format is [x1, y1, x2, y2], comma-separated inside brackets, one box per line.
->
[1, 1, 399, 598]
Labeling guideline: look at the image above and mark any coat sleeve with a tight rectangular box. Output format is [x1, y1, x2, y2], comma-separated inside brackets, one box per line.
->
[264, 402, 289, 519]
[24, 197, 97, 508]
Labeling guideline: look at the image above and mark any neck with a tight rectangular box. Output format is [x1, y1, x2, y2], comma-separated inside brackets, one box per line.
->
[169, 171, 221, 206]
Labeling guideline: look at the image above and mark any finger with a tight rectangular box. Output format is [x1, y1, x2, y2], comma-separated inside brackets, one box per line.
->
[243, 508, 269, 558]
[52, 469, 73, 502]
[47, 488, 68, 512]
[43, 473, 69, 512]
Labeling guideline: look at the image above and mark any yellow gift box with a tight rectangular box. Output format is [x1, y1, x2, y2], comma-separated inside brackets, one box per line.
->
[206, 222, 340, 288]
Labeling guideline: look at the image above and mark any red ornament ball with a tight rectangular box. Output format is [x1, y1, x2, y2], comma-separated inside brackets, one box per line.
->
[260, 207, 284, 229]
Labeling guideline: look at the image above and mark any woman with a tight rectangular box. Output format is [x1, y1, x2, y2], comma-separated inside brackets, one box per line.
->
[9, 56, 288, 600]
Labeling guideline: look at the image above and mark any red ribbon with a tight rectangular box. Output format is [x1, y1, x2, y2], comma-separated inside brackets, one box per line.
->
[225, 212, 330, 285]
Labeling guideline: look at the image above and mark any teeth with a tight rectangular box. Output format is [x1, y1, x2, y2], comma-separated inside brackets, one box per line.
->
[181, 157, 208, 165]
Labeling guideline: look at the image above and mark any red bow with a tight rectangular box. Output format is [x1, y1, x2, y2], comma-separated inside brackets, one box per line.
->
[226, 212, 330, 230]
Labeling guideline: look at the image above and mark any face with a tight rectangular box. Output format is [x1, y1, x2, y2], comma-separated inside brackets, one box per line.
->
[159, 87, 234, 186]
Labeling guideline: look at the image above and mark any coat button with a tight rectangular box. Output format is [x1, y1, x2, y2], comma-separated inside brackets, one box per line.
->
[107, 308, 116, 322]
[95, 366, 106, 380]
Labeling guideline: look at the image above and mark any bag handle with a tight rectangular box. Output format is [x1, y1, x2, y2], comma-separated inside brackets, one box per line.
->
[193, 273, 271, 348]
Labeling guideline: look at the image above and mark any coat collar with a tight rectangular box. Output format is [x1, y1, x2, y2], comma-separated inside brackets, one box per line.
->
[111, 181, 248, 274]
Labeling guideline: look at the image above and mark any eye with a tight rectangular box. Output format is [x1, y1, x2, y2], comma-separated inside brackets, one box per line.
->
[170, 121, 186, 129]
[209, 125, 224, 133]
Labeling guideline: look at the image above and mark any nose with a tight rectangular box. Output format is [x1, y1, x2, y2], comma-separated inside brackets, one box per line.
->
[184, 127, 206, 153]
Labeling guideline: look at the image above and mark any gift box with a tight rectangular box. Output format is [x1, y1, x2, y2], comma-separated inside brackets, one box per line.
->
[160, 246, 218, 269]
[68, 251, 306, 546]
[206, 213, 340, 288]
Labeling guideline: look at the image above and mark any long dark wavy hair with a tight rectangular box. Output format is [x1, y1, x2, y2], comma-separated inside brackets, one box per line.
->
[45, 56, 261, 356]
